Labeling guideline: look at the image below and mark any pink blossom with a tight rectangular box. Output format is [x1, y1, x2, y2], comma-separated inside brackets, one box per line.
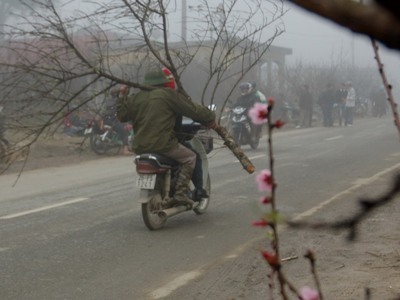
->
[261, 250, 278, 267]
[248, 102, 268, 125]
[256, 169, 273, 192]
[299, 286, 320, 300]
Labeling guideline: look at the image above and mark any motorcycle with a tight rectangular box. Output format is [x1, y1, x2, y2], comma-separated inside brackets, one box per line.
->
[230, 105, 259, 149]
[134, 119, 213, 230]
[85, 119, 134, 155]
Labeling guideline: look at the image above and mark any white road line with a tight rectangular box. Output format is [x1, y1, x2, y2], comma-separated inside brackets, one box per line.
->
[150, 271, 202, 299]
[149, 237, 260, 299]
[292, 161, 400, 221]
[0, 197, 90, 220]
[325, 135, 343, 141]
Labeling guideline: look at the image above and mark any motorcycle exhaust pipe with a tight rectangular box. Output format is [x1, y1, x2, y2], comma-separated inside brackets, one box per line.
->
[158, 206, 188, 219]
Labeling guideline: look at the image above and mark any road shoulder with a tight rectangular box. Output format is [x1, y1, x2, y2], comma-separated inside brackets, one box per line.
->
[162, 168, 400, 300]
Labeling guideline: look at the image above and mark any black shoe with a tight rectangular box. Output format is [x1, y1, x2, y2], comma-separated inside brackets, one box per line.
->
[194, 188, 209, 202]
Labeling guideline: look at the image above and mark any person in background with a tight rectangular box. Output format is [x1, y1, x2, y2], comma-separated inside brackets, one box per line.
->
[63, 105, 92, 137]
[250, 81, 267, 104]
[318, 83, 336, 127]
[117, 68, 216, 207]
[297, 84, 313, 128]
[104, 86, 131, 155]
[234, 82, 262, 140]
[344, 81, 356, 126]
[371, 85, 387, 117]
[335, 82, 348, 126]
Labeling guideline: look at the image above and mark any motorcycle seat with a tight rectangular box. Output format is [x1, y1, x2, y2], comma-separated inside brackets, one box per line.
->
[135, 153, 178, 168]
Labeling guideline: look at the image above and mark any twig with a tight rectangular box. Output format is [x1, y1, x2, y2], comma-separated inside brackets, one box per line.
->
[281, 255, 298, 263]
[304, 250, 324, 300]
[370, 39, 400, 140]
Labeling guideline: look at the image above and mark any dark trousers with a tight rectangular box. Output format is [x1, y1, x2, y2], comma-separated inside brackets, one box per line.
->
[344, 107, 354, 125]
[321, 105, 333, 127]
[182, 142, 203, 190]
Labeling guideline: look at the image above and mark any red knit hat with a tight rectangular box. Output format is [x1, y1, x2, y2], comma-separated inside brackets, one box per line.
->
[162, 67, 177, 90]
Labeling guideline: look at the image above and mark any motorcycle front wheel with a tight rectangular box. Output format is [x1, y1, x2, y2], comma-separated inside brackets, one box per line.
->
[102, 131, 122, 155]
[90, 132, 121, 155]
[232, 127, 241, 145]
[90, 133, 107, 155]
[141, 190, 167, 230]
[250, 137, 259, 149]
[193, 174, 211, 215]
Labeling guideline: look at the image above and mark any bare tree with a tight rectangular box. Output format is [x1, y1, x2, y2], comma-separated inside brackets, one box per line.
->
[0, 0, 61, 35]
[0, 0, 285, 170]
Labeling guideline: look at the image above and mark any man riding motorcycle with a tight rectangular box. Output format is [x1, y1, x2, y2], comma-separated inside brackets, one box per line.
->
[250, 81, 267, 104]
[161, 67, 209, 201]
[234, 82, 262, 141]
[117, 68, 216, 207]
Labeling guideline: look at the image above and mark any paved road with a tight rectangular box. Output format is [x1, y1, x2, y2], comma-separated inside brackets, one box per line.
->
[0, 117, 399, 299]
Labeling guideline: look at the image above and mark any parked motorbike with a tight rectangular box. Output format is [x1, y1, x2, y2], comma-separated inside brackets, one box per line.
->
[85, 120, 134, 155]
[134, 119, 213, 230]
[230, 105, 259, 149]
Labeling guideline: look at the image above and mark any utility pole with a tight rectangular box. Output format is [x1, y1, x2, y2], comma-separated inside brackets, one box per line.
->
[181, 0, 187, 42]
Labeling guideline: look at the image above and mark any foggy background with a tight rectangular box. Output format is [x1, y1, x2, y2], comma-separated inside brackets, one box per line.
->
[3, 0, 398, 111]
[63, 0, 399, 95]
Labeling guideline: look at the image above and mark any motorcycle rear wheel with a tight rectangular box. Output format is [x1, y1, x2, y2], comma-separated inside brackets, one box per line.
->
[141, 191, 167, 230]
[193, 174, 211, 215]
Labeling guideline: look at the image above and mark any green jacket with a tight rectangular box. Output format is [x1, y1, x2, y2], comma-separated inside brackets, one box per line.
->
[117, 88, 215, 154]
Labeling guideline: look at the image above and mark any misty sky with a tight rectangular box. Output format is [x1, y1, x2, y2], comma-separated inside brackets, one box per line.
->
[277, 3, 398, 66]
[62, 0, 399, 82]
[278, 2, 399, 86]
